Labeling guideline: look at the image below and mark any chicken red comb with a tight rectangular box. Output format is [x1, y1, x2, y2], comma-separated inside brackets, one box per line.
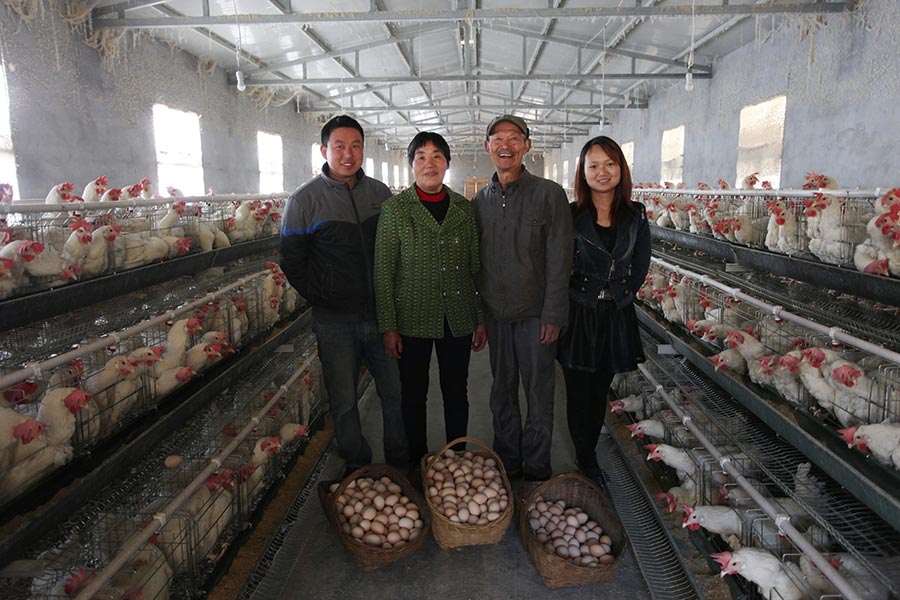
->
[837, 427, 857, 446]
[654, 492, 675, 513]
[679, 504, 693, 516]
[644, 444, 658, 453]
[63, 567, 96, 595]
[626, 423, 639, 434]
[710, 552, 733, 570]
[832, 364, 861, 387]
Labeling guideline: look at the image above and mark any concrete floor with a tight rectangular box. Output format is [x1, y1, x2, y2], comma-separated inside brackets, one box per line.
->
[262, 348, 652, 600]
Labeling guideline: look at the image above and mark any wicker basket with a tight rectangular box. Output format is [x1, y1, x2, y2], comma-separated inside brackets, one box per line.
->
[518, 473, 628, 589]
[318, 464, 430, 571]
[420, 436, 514, 549]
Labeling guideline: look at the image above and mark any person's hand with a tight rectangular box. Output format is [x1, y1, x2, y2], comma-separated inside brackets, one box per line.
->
[472, 324, 487, 352]
[383, 331, 403, 358]
[540, 323, 560, 345]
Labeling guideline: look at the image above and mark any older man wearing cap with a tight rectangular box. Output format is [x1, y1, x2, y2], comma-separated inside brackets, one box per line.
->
[472, 114, 573, 481]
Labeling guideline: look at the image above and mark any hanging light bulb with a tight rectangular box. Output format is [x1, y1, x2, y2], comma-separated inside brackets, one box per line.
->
[684, 72, 694, 92]
[236, 69, 246, 92]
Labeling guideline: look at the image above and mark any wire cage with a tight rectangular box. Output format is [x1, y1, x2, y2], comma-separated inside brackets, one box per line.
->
[635, 187, 881, 269]
[0, 194, 285, 302]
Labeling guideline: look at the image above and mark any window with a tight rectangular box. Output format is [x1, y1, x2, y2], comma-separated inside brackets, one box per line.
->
[311, 143, 322, 176]
[0, 62, 18, 200]
[444, 168, 451, 184]
[152, 104, 204, 195]
[393, 164, 400, 189]
[552, 163, 559, 184]
[621, 142, 635, 173]
[381, 161, 389, 184]
[403, 165, 409, 187]
[660, 125, 685, 184]
[257, 131, 283, 193]
[562, 160, 570, 188]
[737, 96, 786, 188]
[544, 163, 550, 180]
[365, 157, 375, 176]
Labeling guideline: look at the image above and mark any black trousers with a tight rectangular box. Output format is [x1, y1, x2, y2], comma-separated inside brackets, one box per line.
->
[399, 325, 473, 465]
[562, 367, 615, 471]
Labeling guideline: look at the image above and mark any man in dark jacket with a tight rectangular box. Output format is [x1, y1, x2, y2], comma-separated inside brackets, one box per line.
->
[280, 115, 407, 475]
[472, 115, 573, 481]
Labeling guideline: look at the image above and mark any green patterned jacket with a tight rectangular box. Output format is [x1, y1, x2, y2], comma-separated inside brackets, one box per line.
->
[374, 184, 483, 338]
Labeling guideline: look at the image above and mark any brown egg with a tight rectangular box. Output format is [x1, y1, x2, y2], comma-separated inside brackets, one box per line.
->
[370, 520, 386, 535]
[328, 482, 339, 494]
[598, 554, 615, 565]
[362, 533, 383, 547]
[351, 526, 364, 539]
[394, 505, 407, 518]
[341, 504, 355, 518]
[386, 531, 402, 544]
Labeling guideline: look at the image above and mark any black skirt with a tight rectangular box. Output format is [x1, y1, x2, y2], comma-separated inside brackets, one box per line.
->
[557, 297, 645, 373]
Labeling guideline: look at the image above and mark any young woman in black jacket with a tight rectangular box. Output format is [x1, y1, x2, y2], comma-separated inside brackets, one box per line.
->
[557, 136, 651, 486]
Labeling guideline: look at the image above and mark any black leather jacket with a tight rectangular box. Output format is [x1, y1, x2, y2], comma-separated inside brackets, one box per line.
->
[568, 202, 651, 309]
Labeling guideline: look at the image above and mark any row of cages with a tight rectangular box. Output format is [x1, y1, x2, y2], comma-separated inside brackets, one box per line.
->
[0, 262, 303, 511]
[611, 339, 900, 600]
[0, 194, 286, 301]
[633, 186, 900, 276]
[0, 334, 325, 600]
[637, 262, 900, 434]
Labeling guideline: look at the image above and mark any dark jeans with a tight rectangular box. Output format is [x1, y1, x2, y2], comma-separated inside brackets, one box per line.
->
[562, 367, 615, 471]
[485, 314, 557, 480]
[312, 317, 408, 471]
[399, 326, 473, 465]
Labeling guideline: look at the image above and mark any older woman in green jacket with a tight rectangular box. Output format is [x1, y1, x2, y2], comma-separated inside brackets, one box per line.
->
[375, 132, 487, 465]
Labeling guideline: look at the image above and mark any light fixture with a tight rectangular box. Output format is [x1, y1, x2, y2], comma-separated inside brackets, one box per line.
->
[236, 70, 246, 91]
[684, 72, 694, 92]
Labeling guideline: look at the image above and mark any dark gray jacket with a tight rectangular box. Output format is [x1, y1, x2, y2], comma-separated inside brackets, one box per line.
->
[472, 167, 573, 325]
[280, 165, 391, 321]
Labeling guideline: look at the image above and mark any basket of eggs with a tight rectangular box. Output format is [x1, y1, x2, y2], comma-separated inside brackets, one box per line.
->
[420, 436, 514, 549]
[518, 473, 627, 589]
[318, 464, 430, 571]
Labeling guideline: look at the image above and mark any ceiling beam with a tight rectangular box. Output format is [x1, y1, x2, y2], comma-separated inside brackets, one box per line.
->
[248, 23, 453, 75]
[94, 3, 851, 28]
[297, 102, 642, 113]
[487, 23, 712, 73]
[95, 0, 168, 17]
[247, 72, 708, 86]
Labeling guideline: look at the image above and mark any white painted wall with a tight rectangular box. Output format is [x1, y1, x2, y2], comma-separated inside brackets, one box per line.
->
[603, 0, 900, 189]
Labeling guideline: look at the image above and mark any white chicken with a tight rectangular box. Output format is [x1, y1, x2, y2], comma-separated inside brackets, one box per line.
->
[1, 239, 46, 288]
[712, 548, 811, 600]
[156, 201, 187, 238]
[0, 407, 46, 469]
[0, 435, 71, 500]
[99, 187, 123, 202]
[36, 388, 91, 448]
[240, 436, 282, 507]
[709, 349, 748, 374]
[60, 219, 93, 267]
[840, 422, 900, 468]
[81, 224, 121, 277]
[853, 242, 890, 276]
[764, 199, 800, 254]
[153, 367, 196, 399]
[184, 342, 222, 373]
[45, 182, 76, 204]
[655, 481, 699, 513]
[80, 176, 109, 203]
[140, 177, 155, 199]
[645, 443, 697, 482]
[189, 209, 217, 252]
[772, 352, 803, 405]
[626, 418, 665, 440]
[826, 360, 880, 426]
